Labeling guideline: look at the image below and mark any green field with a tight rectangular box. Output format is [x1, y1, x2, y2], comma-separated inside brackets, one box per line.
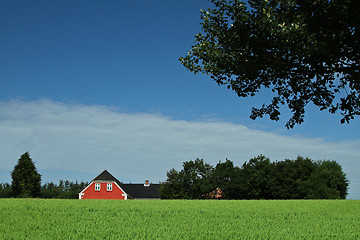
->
[0, 199, 359, 239]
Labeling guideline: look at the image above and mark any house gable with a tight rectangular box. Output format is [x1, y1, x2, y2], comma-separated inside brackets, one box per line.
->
[79, 170, 127, 200]
[79, 181, 128, 200]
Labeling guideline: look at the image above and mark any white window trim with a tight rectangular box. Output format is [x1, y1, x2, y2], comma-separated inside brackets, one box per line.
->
[95, 183, 101, 191]
[107, 183, 112, 191]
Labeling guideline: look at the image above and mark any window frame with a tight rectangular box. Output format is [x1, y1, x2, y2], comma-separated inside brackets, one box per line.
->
[95, 183, 101, 191]
[107, 183, 112, 191]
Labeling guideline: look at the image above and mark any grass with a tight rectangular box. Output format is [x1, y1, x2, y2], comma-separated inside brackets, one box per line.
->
[0, 199, 359, 239]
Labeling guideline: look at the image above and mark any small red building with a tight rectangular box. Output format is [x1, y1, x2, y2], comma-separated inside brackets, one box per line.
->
[78, 170, 160, 200]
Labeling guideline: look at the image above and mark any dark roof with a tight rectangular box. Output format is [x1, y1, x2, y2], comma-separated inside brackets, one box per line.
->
[92, 170, 160, 199]
[120, 183, 160, 199]
[93, 170, 121, 183]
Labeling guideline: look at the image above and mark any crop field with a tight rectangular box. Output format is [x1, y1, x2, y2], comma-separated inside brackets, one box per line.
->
[0, 199, 359, 239]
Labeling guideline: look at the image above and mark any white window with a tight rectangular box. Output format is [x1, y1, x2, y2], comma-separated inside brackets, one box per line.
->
[95, 183, 101, 191]
[107, 183, 112, 191]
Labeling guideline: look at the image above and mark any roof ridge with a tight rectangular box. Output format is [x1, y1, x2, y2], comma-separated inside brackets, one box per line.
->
[93, 170, 121, 183]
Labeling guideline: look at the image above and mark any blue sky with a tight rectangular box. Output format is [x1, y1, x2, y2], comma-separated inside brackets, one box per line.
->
[1, 1, 360, 199]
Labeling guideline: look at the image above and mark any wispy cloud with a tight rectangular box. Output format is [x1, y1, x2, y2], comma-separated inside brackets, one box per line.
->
[1, 99, 359, 199]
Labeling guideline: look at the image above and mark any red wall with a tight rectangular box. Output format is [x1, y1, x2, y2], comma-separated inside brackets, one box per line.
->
[80, 182, 126, 200]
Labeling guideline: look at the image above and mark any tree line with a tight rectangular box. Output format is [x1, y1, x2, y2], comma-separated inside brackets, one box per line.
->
[0, 180, 88, 199]
[160, 155, 349, 199]
[1, 152, 350, 200]
[0, 152, 88, 199]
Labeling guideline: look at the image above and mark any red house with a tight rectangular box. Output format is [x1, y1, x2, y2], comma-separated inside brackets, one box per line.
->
[78, 170, 160, 200]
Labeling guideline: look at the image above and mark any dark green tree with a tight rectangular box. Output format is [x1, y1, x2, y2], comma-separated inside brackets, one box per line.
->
[160, 158, 213, 199]
[211, 159, 243, 199]
[273, 156, 349, 199]
[180, 0, 360, 128]
[160, 168, 187, 199]
[40, 182, 60, 199]
[161, 155, 349, 199]
[241, 155, 276, 199]
[0, 183, 12, 198]
[40, 180, 89, 199]
[11, 152, 42, 198]
[180, 158, 214, 199]
[273, 156, 317, 199]
[306, 160, 349, 199]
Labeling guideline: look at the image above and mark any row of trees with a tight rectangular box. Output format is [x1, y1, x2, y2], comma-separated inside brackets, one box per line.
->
[160, 155, 349, 199]
[0, 152, 88, 199]
[2, 152, 350, 199]
[41, 180, 88, 199]
[0, 180, 88, 199]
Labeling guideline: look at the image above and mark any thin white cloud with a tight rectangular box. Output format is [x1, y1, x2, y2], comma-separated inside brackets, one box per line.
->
[0, 99, 359, 199]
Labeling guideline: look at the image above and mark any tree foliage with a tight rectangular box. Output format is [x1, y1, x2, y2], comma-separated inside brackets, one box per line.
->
[160, 158, 213, 199]
[4, 152, 88, 199]
[210, 159, 243, 199]
[180, 0, 360, 128]
[40, 180, 88, 199]
[273, 156, 316, 199]
[0, 183, 12, 198]
[241, 155, 276, 199]
[306, 160, 349, 199]
[160, 155, 349, 199]
[0, 180, 88, 199]
[11, 152, 42, 198]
